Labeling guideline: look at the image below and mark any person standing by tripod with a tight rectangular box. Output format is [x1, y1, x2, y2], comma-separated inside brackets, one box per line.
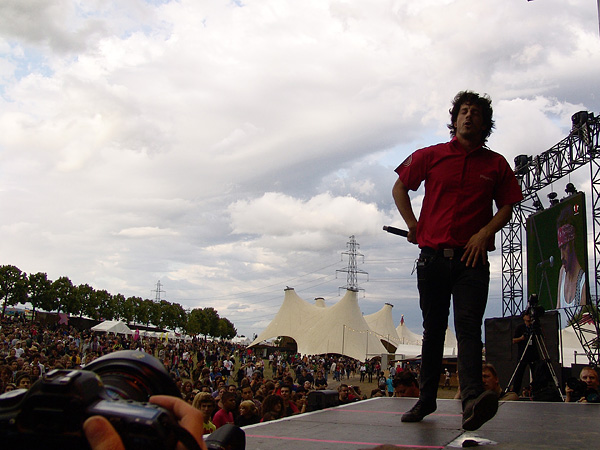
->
[510, 312, 539, 396]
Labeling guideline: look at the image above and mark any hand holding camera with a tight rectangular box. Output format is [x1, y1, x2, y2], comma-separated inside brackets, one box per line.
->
[0, 350, 205, 450]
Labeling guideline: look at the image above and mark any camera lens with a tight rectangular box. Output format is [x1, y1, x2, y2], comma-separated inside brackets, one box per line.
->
[566, 377, 579, 389]
[84, 350, 180, 402]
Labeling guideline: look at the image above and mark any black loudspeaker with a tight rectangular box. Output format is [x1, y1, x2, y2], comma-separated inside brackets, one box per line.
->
[485, 310, 561, 395]
[306, 390, 339, 412]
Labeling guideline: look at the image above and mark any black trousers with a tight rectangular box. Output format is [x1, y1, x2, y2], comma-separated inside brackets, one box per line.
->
[416, 247, 490, 409]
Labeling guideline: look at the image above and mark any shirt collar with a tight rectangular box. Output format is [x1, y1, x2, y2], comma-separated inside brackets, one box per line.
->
[450, 136, 485, 154]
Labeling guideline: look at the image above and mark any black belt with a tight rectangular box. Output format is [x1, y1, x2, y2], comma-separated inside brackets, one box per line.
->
[421, 247, 465, 259]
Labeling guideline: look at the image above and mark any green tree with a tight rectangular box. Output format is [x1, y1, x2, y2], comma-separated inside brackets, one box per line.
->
[0, 265, 28, 319]
[187, 308, 206, 336]
[217, 317, 237, 340]
[120, 296, 138, 324]
[78, 283, 98, 319]
[202, 307, 221, 337]
[28, 272, 55, 319]
[135, 298, 151, 325]
[95, 290, 115, 320]
[112, 293, 126, 321]
[148, 300, 162, 327]
[53, 276, 79, 315]
[172, 303, 188, 331]
[158, 300, 174, 328]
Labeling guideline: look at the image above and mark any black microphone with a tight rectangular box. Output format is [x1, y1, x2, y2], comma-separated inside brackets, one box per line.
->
[383, 226, 408, 237]
[537, 255, 554, 269]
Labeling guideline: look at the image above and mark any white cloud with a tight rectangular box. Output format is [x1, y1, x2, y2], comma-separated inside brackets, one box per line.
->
[0, 0, 598, 337]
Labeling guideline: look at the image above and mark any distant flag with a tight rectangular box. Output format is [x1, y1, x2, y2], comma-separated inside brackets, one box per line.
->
[401, 315, 405, 326]
[58, 313, 69, 325]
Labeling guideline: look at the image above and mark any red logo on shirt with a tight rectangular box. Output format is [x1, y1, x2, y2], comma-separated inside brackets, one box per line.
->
[402, 155, 412, 167]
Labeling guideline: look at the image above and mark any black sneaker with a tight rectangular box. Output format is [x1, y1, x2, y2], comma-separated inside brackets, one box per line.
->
[462, 390, 498, 431]
[401, 400, 437, 422]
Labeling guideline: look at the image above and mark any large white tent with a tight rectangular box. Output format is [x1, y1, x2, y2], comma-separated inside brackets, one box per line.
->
[250, 288, 388, 361]
[392, 321, 458, 359]
[91, 320, 132, 335]
[364, 303, 401, 349]
[560, 322, 598, 366]
[395, 317, 422, 346]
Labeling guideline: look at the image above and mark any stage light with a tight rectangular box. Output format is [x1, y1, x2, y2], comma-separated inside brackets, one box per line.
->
[547, 192, 559, 206]
[572, 111, 590, 129]
[514, 155, 531, 176]
[532, 200, 544, 211]
[565, 183, 577, 195]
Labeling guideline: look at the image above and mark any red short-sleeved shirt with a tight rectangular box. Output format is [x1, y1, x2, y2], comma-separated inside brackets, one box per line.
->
[395, 138, 523, 250]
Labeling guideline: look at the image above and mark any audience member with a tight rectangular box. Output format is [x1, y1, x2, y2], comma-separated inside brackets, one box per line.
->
[14, 372, 31, 390]
[338, 383, 358, 405]
[261, 394, 285, 422]
[482, 363, 518, 401]
[393, 371, 420, 398]
[191, 392, 217, 435]
[314, 370, 328, 390]
[280, 383, 300, 416]
[565, 366, 600, 403]
[212, 390, 236, 429]
[235, 400, 261, 427]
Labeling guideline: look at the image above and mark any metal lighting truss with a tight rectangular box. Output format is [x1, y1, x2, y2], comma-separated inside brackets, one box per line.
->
[501, 111, 600, 365]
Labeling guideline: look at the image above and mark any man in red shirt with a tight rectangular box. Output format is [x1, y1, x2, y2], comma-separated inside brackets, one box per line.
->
[280, 384, 300, 416]
[212, 391, 236, 429]
[392, 91, 523, 431]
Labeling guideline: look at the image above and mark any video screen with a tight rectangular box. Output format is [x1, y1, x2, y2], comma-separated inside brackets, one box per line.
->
[526, 192, 589, 311]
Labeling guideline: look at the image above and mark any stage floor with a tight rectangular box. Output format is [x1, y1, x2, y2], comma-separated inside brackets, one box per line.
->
[242, 397, 600, 449]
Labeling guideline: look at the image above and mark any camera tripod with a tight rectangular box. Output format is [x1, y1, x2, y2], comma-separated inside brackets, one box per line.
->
[504, 320, 564, 401]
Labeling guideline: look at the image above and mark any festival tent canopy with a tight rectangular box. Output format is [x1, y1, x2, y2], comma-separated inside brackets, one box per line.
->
[91, 320, 132, 335]
[250, 287, 319, 347]
[364, 303, 401, 349]
[314, 297, 326, 308]
[394, 343, 424, 360]
[561, 326, 592, 366]
[395, 317, 422, 346]
[250, 288, 388, 361]
[232, 336, 252, 345]
[393, 328, 457, 360]
[444, 326, 458, 356]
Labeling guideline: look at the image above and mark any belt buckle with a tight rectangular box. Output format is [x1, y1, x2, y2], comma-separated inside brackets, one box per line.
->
[443, 248, 454, 259]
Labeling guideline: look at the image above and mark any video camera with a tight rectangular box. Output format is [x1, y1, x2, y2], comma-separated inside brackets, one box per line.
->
[0, 350, 243, 450]
[566, 377, 600, 403]
[524, 294, 545, 325]
[566, 377, 589, 402]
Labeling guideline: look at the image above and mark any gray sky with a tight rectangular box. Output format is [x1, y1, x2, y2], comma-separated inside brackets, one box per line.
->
[1, 0, 599, 338]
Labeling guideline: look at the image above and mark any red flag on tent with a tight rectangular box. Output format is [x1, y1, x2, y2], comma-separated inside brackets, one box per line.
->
[400, 315, 405, 325]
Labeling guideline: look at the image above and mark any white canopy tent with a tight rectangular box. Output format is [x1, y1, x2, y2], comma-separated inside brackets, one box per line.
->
[250, 288, 388, 361]
[364, 303, 401, 349]
[395, 317, 422, 346]
[393, 323, 458, 359]
[560, 323, 595, 366]
[91, 320, 132, 335]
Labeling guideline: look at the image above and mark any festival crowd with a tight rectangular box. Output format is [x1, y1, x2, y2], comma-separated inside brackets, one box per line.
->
[0, 315, 423, 434]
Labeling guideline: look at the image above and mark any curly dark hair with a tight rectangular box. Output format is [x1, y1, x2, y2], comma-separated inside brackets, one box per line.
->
[392, 370, 418, 388]
[447, 90, 495, 142]
[261, 394, 284, 420]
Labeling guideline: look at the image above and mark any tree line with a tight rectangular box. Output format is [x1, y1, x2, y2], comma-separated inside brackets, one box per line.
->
[0, 265, 237, 339]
